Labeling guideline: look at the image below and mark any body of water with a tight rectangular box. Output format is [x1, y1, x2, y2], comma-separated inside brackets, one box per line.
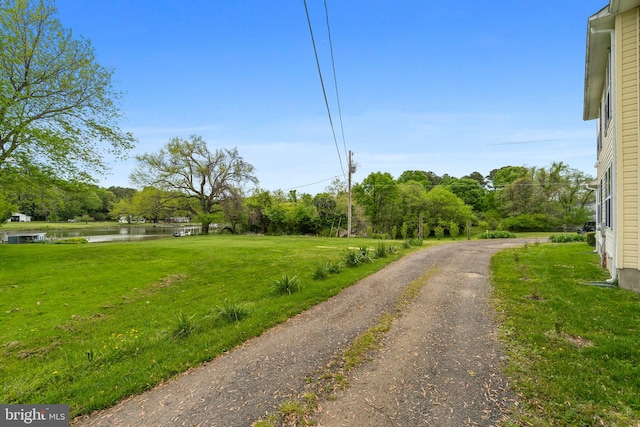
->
[2, 226, 199, 243]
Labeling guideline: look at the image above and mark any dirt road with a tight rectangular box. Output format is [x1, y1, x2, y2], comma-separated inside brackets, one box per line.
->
[74, 240, 528, 427]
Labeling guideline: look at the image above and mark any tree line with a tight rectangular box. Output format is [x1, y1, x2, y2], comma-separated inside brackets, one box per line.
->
[1, 134, 595, 237]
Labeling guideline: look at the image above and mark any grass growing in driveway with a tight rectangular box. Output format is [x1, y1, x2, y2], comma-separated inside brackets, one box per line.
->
[491, 242, 640, 426]
[0, 235, 420, 419]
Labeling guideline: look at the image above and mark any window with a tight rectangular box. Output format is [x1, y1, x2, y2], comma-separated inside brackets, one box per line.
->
[603, 49, 613, 135]
[604, 167, 612, 228]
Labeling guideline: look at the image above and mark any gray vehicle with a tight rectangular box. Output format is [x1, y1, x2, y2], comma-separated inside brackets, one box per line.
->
[577, 220, 596, 234]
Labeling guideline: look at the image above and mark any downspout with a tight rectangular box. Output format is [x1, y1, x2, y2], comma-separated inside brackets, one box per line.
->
[591, 26, 618, 282]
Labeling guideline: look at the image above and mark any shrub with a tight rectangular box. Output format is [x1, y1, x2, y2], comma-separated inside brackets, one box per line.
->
[55, 237, 89, 244]
[586, 232, 596, 247]
[501, 213, 554, 232]
[272, 275, 302, 295]
[407, 238, 423, 246]
[391, 226, 398, 240]
[434, 225, 445, 239]
[479, 230, 516, 239]
[449, 221, 460, 238]
[548, 234, 586, 243]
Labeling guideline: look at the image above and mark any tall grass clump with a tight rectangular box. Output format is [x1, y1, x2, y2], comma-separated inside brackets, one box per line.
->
[172, 312, 198, 340]
[375, 242, 388, 258]
[343, 248, 373, 267]
[211, 300, 250, 323]
[272, 275, 302, 295]
[326, 260, 342, 274]
[312, 264, 329, 280]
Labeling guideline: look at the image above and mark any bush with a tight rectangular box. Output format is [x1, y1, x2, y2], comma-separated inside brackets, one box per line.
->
[479, 230, 516, 239]
[272, 275, 302, 295]
[54, 237, 89, 244]
[434, 225, 445, 239]
[548, 234, 586, 243]
[449, 221, 460, 238]
[501, 213, 554, 232]
[586, 232, 596, 247]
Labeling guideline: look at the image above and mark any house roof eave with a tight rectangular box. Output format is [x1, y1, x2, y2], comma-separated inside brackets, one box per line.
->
[584, 6, 613, 121]
[583, 1, 640, 121]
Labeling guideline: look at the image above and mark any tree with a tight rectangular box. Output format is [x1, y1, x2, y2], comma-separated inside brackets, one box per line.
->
[397, 170, 431, 190]
[353, 172, 399, 233]
[487, 166, 528, 189]
[397, 180, 428, 235]
[423, 186, 473, 228]
[131, 186, 171, 223]
[0, 0, 135, 180]
[462, 171, 488, 188]
[446, 177, 486, 212]
[130, 135, 258, 233]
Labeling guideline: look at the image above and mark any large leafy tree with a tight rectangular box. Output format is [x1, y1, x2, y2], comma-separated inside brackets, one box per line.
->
[0, 0, 135, 180]
[353, 172, 399, 233]
[446, 177, 486, 212]
[130, 135, 258, 233]
[423, 186, 473, 228]
[397, 180, 428, 232]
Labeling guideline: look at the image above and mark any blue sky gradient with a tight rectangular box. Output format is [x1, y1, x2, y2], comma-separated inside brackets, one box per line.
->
[55, 0, 607, 193]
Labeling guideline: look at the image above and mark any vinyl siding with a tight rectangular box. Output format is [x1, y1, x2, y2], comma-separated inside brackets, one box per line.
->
[617, 8, 640, 268]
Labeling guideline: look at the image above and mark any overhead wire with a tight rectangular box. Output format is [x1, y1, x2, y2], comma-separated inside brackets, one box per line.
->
[323, 0, 348, 163]
[283, 174, 344, 191]
[303, 0, 346, 179]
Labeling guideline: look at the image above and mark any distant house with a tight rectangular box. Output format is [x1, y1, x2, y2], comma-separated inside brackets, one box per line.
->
[9, 213, 31, 222]
[584, 0, 640, 292]
[168, 216, 190, 223]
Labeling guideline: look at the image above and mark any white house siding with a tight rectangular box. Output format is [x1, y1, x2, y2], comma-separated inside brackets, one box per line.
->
[618, 9, 640, 271]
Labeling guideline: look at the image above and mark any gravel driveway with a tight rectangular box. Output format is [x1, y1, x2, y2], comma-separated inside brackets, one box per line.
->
[74, 239, 530, 427]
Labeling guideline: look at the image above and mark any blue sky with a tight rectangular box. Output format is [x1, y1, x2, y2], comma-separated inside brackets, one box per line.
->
[55, 0, 607, 194]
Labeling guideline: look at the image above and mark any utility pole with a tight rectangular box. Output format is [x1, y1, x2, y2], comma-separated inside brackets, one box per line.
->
[347, 150, 353, 238]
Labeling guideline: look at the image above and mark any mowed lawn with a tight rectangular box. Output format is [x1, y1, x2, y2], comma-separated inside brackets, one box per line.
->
[0, 235, 416, 418]
[492, 243, 640, 425]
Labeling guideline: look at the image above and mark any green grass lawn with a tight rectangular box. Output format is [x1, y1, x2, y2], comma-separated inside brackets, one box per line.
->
[491, 242, 640, 426]
[0, 235, 418, 418]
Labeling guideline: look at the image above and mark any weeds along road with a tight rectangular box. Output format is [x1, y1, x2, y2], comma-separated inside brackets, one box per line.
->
[74, 239, 531, 427]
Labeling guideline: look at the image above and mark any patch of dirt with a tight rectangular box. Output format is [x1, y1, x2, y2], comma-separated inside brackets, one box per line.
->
[74, 240, 532, 427]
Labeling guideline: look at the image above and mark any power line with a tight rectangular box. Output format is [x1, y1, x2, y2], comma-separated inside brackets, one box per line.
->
[303, 0, 345, 179]
[283, 175, 343, 191]
[323, 0, 348, 162]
